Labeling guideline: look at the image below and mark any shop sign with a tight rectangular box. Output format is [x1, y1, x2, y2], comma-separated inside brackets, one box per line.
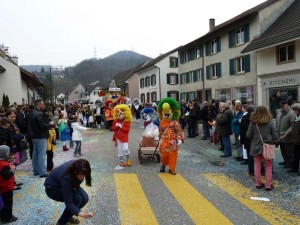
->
[262, 75, 298, 87]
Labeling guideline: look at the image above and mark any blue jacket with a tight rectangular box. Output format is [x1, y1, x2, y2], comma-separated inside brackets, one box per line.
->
[60, 127, 71, 141]
[231, 110, 243, 135]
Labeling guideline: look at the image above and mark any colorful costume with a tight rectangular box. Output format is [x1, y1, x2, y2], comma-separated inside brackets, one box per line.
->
[157, 98, 184, 175]
[140, 107, 159, 147]
[112, 104, 132, 167]
[105, 100, 115, 130]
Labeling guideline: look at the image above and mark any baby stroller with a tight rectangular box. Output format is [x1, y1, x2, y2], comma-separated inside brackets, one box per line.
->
[138, 136, 160, 164]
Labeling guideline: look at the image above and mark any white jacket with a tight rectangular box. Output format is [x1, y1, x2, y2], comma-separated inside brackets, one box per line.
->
[72, 122, 88, 141]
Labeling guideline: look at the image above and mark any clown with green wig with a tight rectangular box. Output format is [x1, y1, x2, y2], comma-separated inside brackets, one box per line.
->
[157, 98, 184, 175]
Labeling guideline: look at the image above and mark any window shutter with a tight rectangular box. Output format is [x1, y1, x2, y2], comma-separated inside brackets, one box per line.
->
[216, 62, 222, 78]
[244, 54, 251, 73]
[186, 73, 190, 83]
[167, 92, 171, 97]
[193, 70, 197, 81]
[217, 37, 221, 52]
[206, 65, 210, 80]
[169, 58, 172, 67]
[244, 24, 250, 43]
[199, 46, 203, 57]
[176, 92, 179, 101]
[180, 53, 184, 64]
[176, 74, 179, 84]
[205, 42, 210, 56]
[175, 58, 178, 67]
[201, 68, 204, 81]
[167, 73, 170, 84]
[186, 92, 190, 101]
[229, 59, 235, 75]
[180, 74, 183, 84]
[188, 50, 193, 61]
[228, 31, 234, 48]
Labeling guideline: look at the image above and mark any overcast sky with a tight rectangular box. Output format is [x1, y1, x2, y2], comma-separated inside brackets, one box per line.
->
[1, 0, 265, 67]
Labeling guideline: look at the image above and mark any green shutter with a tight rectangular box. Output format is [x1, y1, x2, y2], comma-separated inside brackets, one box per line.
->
[180, 74, 183, 84]
[176, 92, 179, 101]
[217, 37, 221, 52]
[206, 65, 210, 80]
[193, 70, 197, 81]
[175, 58, 178, 67]
[167, 73, 170, 84]
[244, 54, 250, 73]
[186, 92, 190, 101]
[228, 31, 234, 48]
[167, 92, 171, 97]
[205, 42, 210, 56]
[188, 50, 193, 61]
[176, 74, 179, 84]
[244, 24, 250, 43]
[180, 53, 184, 64]
[216, 62, 222, 78]
[229, 58, 235, 75]
[199, 46, 203, 57]
[186, 73, 190, 83]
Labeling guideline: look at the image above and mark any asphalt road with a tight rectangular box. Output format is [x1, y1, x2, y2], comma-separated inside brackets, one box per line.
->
[10, 121, 300, 225]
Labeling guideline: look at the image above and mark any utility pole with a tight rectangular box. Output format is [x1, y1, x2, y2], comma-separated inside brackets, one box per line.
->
[50, 67, 53, 105]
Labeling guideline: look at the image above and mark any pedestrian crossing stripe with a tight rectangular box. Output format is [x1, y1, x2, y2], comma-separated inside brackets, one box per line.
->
[159, 173, 232, 225]
[114, 173, 158, 225]
[203, 173, 300, 225]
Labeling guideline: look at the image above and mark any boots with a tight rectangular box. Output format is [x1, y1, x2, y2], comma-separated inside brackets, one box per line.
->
[160, 165, 166, 172]
[63, 145, 69, 151]
[169, 170, 176, 175]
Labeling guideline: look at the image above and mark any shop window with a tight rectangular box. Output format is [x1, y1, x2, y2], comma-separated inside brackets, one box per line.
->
[277, 42, 295, 64]
[234, 86, 254, 104]
[151, 92, 156, 102]
[216, 89, 231, 102]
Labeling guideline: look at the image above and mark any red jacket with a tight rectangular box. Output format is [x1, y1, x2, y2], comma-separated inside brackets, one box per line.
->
[112, 120, 131, 143]
[0, 160, 15, 193]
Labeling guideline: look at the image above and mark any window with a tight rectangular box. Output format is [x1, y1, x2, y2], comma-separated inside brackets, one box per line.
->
[229, 24, 249, 48]
[236, 28, 244, 45]
[169, 57, 178, 68]
[190, 91, 196, 100]
[151, 92, 156, 102]
[195, 47, 202, 58]
[145, 76, 150, 87]
[167, 91, 179, 101]
[167, 73, 178, 85]
[189, 71, 193, 83]
[206, 63, 221, 79]
[180, 73, 187, 84]
[234, 86, 254, 104]
[184, 52, 188, 63]
[229, 55, 250, 75]
[211, 39, 217, 54]
[277, 42, 295, 64]
[216, 89, 231, 102]
[151, 74, 156, 86]
[140, 78, 144, 88]
[141, 93, 145, 103]
[196, 69, 202, 81]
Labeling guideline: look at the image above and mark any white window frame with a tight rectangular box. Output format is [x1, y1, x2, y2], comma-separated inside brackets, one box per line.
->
[170, 74, 176, 85]
[278, 42, 295, 63]
[211, 39, 217, 54]
[236, 27, 244, 45]
[189, 71, 193, 83]
[196, 47, 201, 58]
[210, 64, 217, 78]
[182, 74, 187, 84]
[181, 93, 187, 102]
[236, 56, 245, 73]
[197, 69, 202, 81]
[170, 93, 177, 100]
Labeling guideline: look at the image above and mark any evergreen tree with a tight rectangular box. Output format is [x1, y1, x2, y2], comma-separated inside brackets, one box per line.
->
[2, 93, 9, 108]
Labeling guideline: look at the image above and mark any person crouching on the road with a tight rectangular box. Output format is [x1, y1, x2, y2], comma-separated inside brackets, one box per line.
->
[0, 145, 18, 223]
[112, 104, 132, 167]
[157, 98, 184, 175]
[44, 159, 93, 225]
[71, 116, 90, 157]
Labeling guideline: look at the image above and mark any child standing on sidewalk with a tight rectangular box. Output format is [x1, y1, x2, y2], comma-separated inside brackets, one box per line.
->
[46, 125, 56, 172]
[0, 145, 18, 223]
[71, 116, 90, 157]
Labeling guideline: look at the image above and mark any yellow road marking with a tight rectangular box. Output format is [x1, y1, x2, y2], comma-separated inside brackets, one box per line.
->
[159, 173, 232, 225]
[78, 186, 92, 224]
[114, 174, 158, 225]
[203, 173, 300, 225]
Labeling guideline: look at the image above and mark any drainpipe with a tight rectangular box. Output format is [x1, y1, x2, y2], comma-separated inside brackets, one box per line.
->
[153, 65, 161, 101]
[202, 43, 205, 101]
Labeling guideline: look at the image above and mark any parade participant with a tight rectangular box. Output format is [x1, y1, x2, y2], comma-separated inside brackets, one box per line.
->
[157, 98, 184, 175]
[46, 125, 56, 172]
[112, 104, 132, 167]
[105, 100, 115, 130]
[94, 101, 102, 129]
[44, 159, 93, 225]
[0, 145, 18, 223]
[140, 107, 159, 147]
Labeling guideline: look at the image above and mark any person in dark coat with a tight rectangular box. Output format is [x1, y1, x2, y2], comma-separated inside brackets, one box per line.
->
[240, 105, 255, 174]
[200, 101, 210, 140]
[217, 102, 233, 157]
[187, 101, 197, 138]
[44, 159, 93, 225]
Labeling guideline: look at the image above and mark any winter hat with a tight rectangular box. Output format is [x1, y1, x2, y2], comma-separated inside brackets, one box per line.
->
[247, 105, 256, 113]
[0, 145, 10, 160]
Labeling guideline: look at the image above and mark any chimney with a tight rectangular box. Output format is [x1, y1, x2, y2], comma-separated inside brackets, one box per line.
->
[209, 18, 215, 31]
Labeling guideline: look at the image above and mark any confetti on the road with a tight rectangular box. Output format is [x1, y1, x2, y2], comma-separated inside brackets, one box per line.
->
[250, 197, 270, 202]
